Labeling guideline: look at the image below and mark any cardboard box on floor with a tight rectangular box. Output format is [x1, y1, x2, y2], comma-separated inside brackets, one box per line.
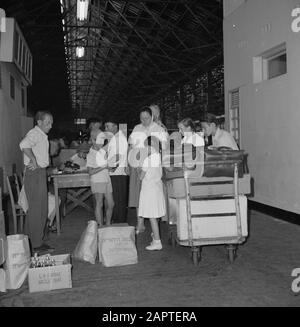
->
[28, 254, 72, 293]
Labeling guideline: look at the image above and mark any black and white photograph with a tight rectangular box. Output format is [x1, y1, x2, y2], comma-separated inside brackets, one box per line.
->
[0, 0, 299, 310]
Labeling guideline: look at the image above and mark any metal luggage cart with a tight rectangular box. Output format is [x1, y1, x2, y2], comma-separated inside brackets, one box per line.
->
[167, 161, 249, 265]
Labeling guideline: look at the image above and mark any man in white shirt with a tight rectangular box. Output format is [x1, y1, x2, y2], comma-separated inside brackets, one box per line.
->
[19, 111, 54, 253]
[201, 113, 239, 150]
[105, 119, 129, 223]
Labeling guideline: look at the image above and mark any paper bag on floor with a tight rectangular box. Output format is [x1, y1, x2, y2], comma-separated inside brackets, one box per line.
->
[0, 269, 6, 292]
[98, 225, 138, 267]
[73, 220, 98, 264]
[4, 234, 30, 289]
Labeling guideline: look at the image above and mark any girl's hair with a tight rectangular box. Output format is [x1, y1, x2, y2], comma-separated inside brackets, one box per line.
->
[140, 106, 153, 117]
[201, 113, 219, 126]
[178, 117, 195, 132]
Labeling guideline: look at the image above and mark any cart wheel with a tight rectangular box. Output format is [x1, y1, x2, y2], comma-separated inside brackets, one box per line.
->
[168, 227, 177, 248]
[168, 233, 172, 245]
[228, 247, 236, 263]
[171, 233, 176, 248]
[192, 248, 200, 266]
[168, 231, 172, 245]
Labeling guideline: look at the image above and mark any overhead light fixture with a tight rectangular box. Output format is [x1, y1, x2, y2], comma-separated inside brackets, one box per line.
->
[77, 0, 89, 21]
[76, 46, 85, 58]
[60, 0, 64, 14]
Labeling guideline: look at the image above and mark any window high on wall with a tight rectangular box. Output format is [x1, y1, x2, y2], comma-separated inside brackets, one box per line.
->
[253, 43, 287, 83]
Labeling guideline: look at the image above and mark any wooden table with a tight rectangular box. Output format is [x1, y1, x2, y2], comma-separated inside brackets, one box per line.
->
[52, 172, 93, 235]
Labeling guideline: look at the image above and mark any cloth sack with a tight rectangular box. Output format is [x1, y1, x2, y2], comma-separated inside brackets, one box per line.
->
[73, 220, 98, 264]
[4, 234, 30, 290]
[0, 269, 6, 292]
[98, 225, 138, 267]
[18, 186, 28, 214]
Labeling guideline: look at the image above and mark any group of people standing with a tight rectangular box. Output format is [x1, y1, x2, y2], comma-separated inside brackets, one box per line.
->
[19, 105, 239, 254]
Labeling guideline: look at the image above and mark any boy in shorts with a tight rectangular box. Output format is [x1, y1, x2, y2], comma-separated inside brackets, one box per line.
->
[86, 129, 114, 226]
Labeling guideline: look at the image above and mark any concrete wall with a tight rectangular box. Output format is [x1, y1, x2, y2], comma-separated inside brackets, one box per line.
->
[223, 0, 246, 18]
[0, 62, 32, 192]
[223, 0, 300, 213]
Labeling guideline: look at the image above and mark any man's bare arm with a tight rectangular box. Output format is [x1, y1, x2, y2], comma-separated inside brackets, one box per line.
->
[22, 148, 38, 170]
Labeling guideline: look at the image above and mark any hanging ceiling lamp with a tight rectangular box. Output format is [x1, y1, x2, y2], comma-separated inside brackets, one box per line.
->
[77, 0, 89, 21]
[76, 46, 85, 58]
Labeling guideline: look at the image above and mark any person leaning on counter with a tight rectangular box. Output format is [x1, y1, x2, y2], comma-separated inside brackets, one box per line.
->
[200, 113, 239, 150]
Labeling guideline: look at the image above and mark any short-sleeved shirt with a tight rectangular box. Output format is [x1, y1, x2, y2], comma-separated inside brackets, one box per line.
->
[86, 148, 110, 183]
[107, 130, 128, 176]
[129, 122, 168, 149]
[213, 128, 239, 150]
[19, 126, 49, 168]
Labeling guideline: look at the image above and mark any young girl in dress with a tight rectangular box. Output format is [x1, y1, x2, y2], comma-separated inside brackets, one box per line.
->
[138, 136, 166, 251]
[86, 129, 114, 226]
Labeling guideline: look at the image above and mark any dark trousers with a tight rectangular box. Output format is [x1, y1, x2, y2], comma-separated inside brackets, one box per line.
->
[24, 168, 48, 248]
[111, 175, 129, 223]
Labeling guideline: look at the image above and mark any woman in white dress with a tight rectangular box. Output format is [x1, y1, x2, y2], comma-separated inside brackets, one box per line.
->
[138, 136, 166, 250]
[128, 107, 168, 234]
